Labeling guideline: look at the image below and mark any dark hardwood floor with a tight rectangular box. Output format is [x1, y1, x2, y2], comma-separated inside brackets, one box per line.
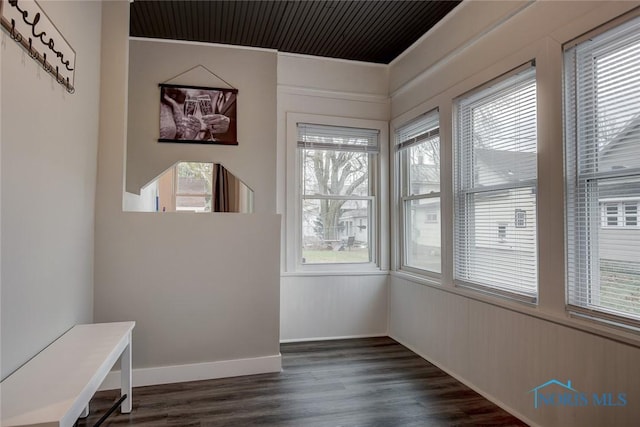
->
[78, 337, 527, 426]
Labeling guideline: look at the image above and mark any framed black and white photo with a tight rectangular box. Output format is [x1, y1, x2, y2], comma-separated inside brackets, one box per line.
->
[158, 84, 238, 145]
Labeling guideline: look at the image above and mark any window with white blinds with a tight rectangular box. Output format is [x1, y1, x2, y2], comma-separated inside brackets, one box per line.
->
[564, 16, 640, 326]
[454, 64, 538, 301]
[297, 123, 379, 265]
[396, 110, 441, 273]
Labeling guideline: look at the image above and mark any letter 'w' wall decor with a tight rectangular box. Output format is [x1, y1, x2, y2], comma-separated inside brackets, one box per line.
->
[1, 0, 76, 93]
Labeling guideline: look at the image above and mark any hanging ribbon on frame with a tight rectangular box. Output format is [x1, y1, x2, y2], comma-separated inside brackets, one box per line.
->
[158, 65, 239, 145]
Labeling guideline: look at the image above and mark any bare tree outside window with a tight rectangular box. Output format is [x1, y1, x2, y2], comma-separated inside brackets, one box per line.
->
[298, 124, 378, 264]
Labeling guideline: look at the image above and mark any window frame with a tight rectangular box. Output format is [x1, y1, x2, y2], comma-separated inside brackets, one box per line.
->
[453, 62, 539, 303]
[174, 162, 214, 213]
[298, 137, 377, 266]
[284, 113, 389, 273]
[564, 14, 640, 328]
[395, 110, 442, 276]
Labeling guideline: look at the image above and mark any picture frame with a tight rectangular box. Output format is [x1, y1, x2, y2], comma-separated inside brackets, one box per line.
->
[158, 83, 238, 145]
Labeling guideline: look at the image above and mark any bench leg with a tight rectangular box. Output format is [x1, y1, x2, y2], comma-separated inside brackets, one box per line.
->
[121, 332, 132, 413]
[80, 403, 90, 418]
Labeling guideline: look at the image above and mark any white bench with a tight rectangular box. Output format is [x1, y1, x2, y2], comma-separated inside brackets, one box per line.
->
[1, 321, 135, 427]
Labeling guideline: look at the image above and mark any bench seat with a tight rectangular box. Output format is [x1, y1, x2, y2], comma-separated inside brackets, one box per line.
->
[1, 321, 135, 427]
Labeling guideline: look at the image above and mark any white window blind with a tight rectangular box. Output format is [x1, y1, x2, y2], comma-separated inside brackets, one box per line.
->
[565, 16, 640, 326]
[454, 65, 538, 301]
[396, 110, 441, 273]
[395, 112, 440, 151]
[298, 123, 379, 153]
[297, 123, 378, 265]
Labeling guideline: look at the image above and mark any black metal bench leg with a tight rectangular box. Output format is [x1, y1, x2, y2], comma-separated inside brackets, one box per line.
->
[92, 394, 128, 427]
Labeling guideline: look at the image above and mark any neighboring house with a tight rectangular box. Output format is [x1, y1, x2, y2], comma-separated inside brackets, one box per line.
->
[408, 163, 441, 256]
[302, 203, 369, 250]
[463, 147, 538, 288]
[473, 147, 537, 249]
[176, 177, 211, 212]
[337, 208, 369, 244]
[597, 114, 640, 264]
[411, 148, 537, 266]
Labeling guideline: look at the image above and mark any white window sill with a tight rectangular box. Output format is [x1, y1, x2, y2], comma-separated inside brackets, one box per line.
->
[390, 271, 640, 349]
[282, 269, 389, 278]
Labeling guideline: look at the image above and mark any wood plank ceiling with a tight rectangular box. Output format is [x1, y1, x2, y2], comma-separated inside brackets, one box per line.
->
[129, 1, 461, 64]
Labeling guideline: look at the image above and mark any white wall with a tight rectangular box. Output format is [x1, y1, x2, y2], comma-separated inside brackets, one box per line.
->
[126, 39, 277, 214]
[1, 0, 102, 379]
[388, 2, 640, 426]
[389, 0, 530, 96]
[94, 1, 281, 386]
[281, 274, 388, 341]
[277, 54, 391, 341]
[390, 276, 640, 427]
[122, 186, 156, 213]
[95, 213, 281, 370]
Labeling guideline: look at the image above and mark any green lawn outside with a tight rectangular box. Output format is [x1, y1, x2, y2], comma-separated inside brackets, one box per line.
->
[302, 248, 370, 264]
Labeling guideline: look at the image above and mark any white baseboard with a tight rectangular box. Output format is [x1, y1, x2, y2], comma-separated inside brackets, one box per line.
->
[389, 335, 538, 427]
[280, 333, 387, 344]
[99, 354, 282, 391]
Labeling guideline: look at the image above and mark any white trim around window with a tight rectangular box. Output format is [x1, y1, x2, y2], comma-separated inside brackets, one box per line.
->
[395, 109, 442, 277]
[285, 113, 389, 273]
[564, 14, 640, 329]
[453, 63, 539, 303]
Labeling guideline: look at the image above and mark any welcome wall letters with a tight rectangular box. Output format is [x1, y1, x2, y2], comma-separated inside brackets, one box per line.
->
[1, 0, 76, 93]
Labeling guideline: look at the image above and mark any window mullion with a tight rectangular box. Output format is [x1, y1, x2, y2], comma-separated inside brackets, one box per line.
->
[403, 193, 441, 202]
[303, 195, 374, 201]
